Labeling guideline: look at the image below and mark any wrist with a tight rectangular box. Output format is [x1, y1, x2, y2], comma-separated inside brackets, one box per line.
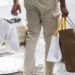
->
[61, 6, 67, 11]
[60, 4, 67, 11]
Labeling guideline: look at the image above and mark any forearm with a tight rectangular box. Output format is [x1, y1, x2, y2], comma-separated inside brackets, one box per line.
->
[59, 0, 69, 17]
[60, 0, 66, 8]
[13, 0, 19, 4]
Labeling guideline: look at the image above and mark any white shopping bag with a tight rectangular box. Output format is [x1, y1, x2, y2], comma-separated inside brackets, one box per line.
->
[0, 18, 20, 52]
[0, 19, 11, 45]
[47, 35, 62, 63]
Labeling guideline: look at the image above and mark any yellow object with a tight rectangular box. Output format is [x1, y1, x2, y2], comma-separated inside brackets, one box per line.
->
[60, 17, 66, 30]
[54, 17, 66, 35]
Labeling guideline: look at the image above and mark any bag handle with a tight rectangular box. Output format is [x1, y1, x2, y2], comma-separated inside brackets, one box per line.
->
[54, 17, 66, 35]
[60, 17, 66, 30]
[54, 16, 75, 36]
[67, 16, 75, 28]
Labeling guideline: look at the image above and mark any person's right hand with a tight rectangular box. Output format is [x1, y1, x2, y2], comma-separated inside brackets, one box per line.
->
[11, 3, 21, 16]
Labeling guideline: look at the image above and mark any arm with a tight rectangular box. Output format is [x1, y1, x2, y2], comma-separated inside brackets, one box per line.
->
[59, 0, 69, 17]
[60, 0, 66, 8]
[11, 0, 21, 16]
[13, 0, 19, 4]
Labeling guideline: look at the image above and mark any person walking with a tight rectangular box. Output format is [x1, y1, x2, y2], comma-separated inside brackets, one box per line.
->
[11, 0, 69, 75]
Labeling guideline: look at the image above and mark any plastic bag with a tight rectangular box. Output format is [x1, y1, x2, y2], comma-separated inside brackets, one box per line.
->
[47, 35, 62, 63]
[0, 19, 20, 52]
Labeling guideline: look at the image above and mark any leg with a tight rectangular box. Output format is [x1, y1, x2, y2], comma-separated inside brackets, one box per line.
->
[42, 11, 58, 75]
[23, 7, 41, 75]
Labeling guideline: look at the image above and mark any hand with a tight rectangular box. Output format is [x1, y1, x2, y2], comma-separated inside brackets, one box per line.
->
[11, 3, 21, 16]
[61, 7, 69, 17]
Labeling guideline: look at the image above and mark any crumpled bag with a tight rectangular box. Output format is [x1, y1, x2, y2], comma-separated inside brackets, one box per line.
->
[0, 19, 20, 51]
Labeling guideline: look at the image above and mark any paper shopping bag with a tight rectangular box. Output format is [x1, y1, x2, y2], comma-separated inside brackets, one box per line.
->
[59, 17, 75, 72]
[59, 29, 75, 72]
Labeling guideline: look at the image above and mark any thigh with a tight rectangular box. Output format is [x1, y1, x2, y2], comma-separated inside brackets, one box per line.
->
[25, 7, 42, 45]
[26, 7, 41, 33]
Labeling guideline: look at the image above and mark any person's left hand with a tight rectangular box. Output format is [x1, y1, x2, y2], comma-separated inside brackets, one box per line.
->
[61, 7, 69, 17]
[11, 3, 21, 16]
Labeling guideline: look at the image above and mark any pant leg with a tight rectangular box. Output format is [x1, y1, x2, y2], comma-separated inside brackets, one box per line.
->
[42, 11, 59, 75]
[23, 7, 41, 75]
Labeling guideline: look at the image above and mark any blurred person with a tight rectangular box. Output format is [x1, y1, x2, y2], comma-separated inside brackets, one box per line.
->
[11, 0, 69, 75]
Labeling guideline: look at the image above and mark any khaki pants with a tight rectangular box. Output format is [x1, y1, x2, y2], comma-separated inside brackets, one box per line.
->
[23, 1, 60, 75]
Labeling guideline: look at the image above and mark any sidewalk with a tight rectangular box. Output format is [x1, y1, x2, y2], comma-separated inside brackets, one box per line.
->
[0, 65, 44, 75]
[0, 30, 44, 75]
